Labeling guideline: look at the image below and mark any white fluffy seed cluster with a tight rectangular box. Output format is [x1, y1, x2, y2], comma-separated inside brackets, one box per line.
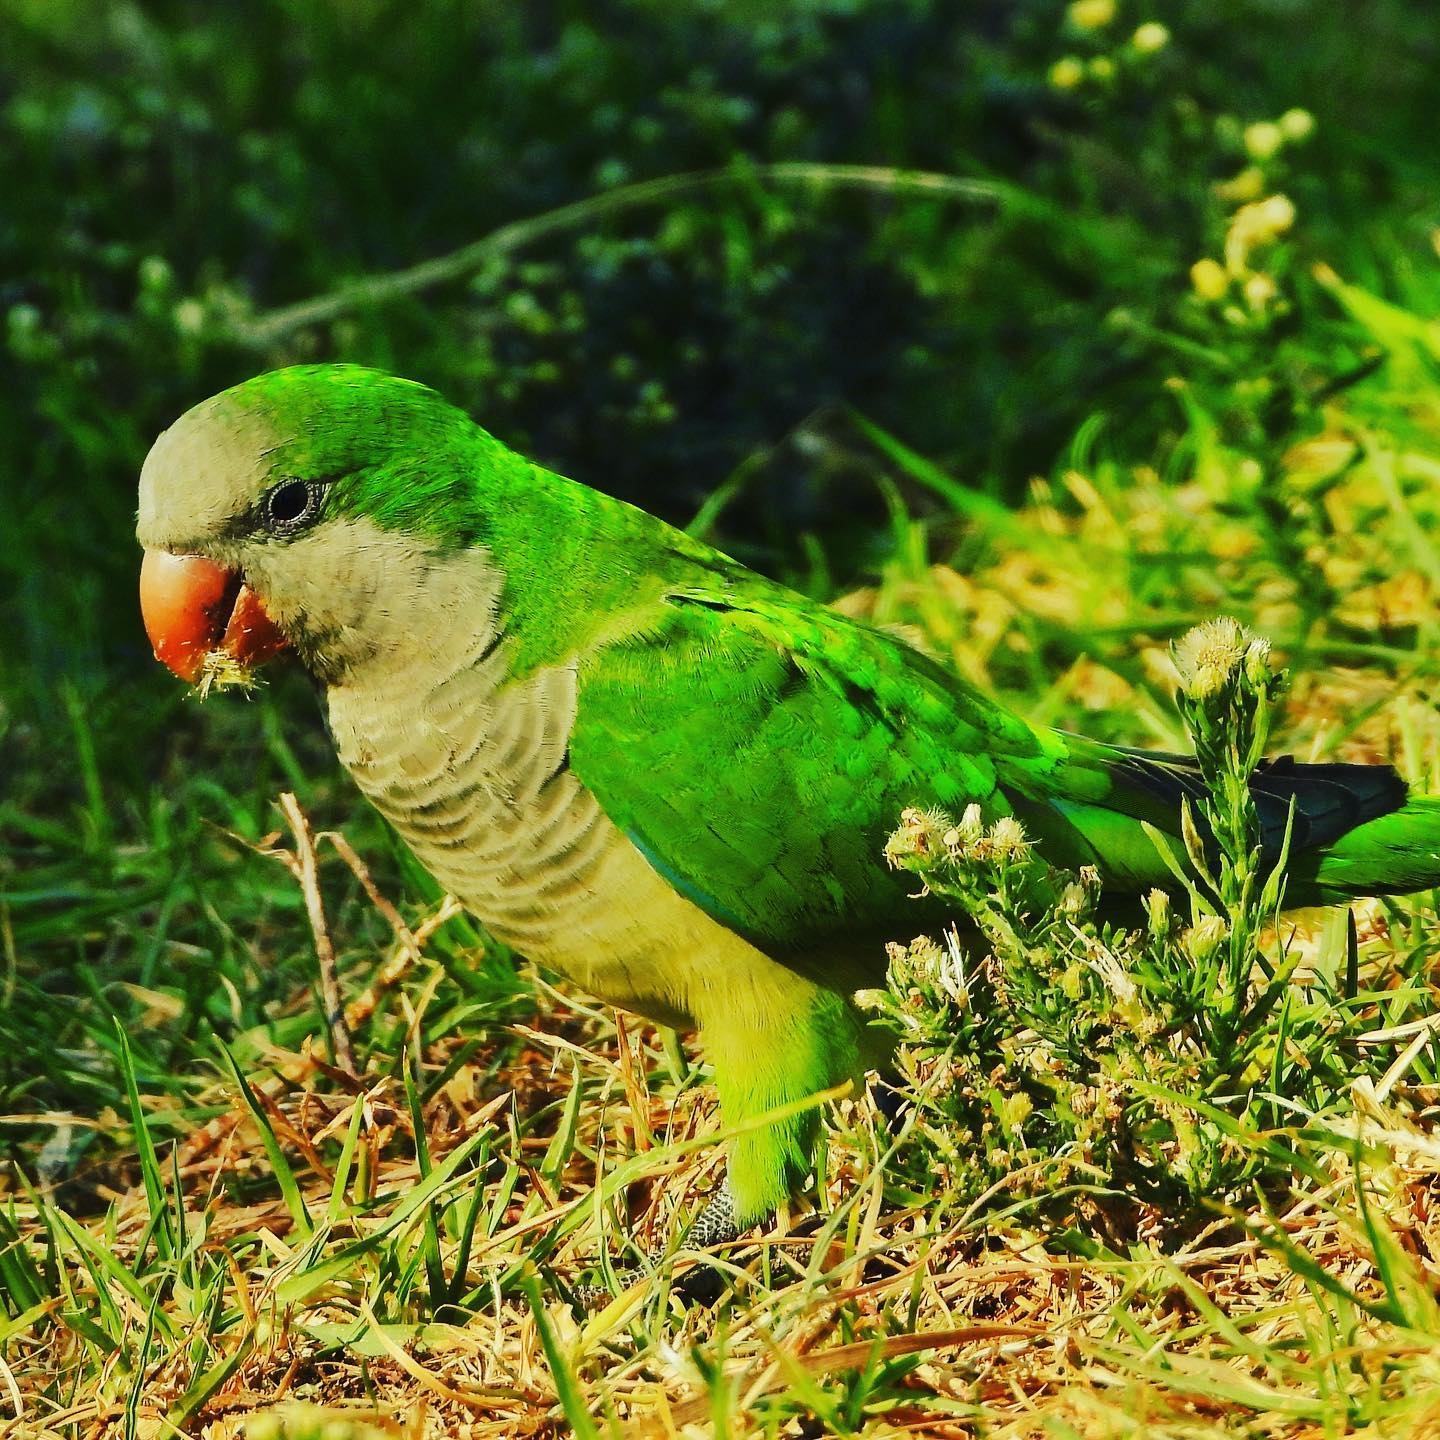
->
[195, 649, 262, 700]
[1170, 616, 1271, 700]
[938, 805, 1031, 862]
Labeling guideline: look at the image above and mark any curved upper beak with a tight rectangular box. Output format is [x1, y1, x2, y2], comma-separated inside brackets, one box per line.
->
[139, 550, 290, 684]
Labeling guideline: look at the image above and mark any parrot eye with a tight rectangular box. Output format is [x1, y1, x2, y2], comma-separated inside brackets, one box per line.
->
[261, 479, 326, 536]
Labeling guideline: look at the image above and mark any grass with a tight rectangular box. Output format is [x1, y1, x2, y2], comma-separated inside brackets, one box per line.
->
[3, 793, 1439, 1434]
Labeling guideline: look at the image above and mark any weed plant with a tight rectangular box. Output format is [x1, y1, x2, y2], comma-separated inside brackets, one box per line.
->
[875, 619, 1358, 1234]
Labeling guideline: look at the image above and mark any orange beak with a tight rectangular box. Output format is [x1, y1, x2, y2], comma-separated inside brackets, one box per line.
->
[139, 550, 290, 685]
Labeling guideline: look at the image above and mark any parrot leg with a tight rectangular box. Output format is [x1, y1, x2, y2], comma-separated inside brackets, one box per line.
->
[702, 978, 869, 1227]
[686, 1181, 739, 1250]
[573, 978, 872, 1307]
[571, 1181, 738, 1308]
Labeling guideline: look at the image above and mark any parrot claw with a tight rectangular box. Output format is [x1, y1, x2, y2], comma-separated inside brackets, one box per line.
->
[572, 1183, 745, 1309]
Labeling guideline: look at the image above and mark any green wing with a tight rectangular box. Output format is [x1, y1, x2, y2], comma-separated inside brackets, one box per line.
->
[567, 576, 1421, 941]
[567, 582, 1083, 948]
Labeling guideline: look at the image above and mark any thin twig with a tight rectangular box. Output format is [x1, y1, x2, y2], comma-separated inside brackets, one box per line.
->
[345, 893, 465, 1034]
[319, 828, 420, 951]
[279, 792, 355, 1076]
[228, 163, 999, 347]
[317, 827, 469, 1032]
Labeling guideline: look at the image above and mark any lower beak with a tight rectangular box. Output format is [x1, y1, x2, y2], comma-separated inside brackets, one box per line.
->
[139, 550, 290, 684]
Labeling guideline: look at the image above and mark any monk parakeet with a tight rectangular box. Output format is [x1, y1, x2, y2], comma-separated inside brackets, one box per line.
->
[137, 364, 1440, 1249]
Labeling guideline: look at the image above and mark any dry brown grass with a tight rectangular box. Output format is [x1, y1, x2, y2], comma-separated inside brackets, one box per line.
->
[7, 809, 1440, 1438]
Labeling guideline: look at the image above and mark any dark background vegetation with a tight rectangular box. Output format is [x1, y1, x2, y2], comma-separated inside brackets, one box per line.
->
[2, 0, 1438, 1150]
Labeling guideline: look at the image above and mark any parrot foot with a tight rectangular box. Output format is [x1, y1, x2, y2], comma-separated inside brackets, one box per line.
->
[572, 1181, 744, 1308]
[686, 1181, 740, 1250]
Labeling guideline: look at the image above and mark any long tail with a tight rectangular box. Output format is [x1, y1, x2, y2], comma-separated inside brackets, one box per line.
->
[1116, 747, 1440, 904]
[1290, 794, 1440, 902]
[1047, 740, 1440, 904]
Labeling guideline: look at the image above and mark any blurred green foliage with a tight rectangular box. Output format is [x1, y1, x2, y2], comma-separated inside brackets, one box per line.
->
[6, 1, 1437, 733]
[2, 0, 1438, 1141]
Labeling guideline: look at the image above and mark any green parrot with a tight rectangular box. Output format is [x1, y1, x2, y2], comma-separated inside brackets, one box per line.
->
[137, 364, 1440, 1249]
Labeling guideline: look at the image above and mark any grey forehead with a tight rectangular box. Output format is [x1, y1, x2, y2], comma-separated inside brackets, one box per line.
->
[136, 396, 285, 551]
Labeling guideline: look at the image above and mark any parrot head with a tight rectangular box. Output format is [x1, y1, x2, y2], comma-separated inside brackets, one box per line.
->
[137, 364, 493, 688]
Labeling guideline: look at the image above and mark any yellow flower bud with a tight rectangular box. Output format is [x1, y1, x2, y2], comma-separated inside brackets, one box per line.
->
[1224, 193, 1296, 273]
[1214, 166, 1266, 203]
[1185, 914, 1229, 964]
[1242, 636, 1274, 687]
[1243, 271, 1279, 311]
[1279, 107, 1315, 142]
[1243, 120, 1284, 161]
[1258, 193, 1296, 231]
[1068, 0, 1116, 28]
[1145, 887, 1171, 935]
[1088, 55, 1116, 81]
[1190, 257, 1229, 302]
[1049, 56, 1086, 89]
[1131, 21, 1170, 53]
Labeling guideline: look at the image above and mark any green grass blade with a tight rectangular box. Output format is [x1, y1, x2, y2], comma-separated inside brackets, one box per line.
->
[216, 1039, 313, 1241]
[520, 1266, 602, 1440]
[404, 1053, 448, 1310]
[326, 1093, 368, 1226]
[114, 1020, 174, 1263]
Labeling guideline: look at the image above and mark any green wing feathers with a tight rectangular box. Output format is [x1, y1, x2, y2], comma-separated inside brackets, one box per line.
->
[567, 578, 1440, 944]
[568, 584, 1060, 946]
[1291, 795, 1440, 901]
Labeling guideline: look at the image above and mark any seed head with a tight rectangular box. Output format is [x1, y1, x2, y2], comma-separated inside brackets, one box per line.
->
[1172, 617, 1251, 698]
[987, 817, 1030, 858]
